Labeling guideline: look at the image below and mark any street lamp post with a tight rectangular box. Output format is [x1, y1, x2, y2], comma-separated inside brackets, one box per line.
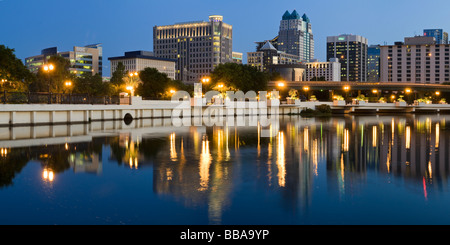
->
[277, 82, 286, 101]
[343, 85, 350, 102]
[127, 71, 139, 97]
[64, 80, 72, 103]
[405, 88, 411, 104]
[43, 64, 54, 103]
[201, 77, 210, 94]
[303, 86, 310, 101]
[372, 89, 379, 101]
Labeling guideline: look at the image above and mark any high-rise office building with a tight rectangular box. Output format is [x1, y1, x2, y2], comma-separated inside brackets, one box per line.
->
[153, 15, 233, 83]
[277, 10, 314, 62]
[424, 29, 448, 44]
[25, 44, 103, 76]
[327, 34, 368, 82]
[108, 51, 176, 80]
[368, 45, 380, 82]
[380, 36, 450, 84]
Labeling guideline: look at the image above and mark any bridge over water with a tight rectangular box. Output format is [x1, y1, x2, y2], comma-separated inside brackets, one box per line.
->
[268, 81, 450, 92]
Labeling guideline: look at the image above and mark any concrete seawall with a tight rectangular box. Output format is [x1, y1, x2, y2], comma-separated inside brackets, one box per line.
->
[0, 97, 304, 127]
[3, 96, 449, 127]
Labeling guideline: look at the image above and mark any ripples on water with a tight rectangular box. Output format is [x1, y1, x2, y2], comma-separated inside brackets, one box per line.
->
[1, 115, 450, 225]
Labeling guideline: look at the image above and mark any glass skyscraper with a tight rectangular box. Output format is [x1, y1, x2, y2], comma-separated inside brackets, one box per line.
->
[423, 29, 448, 44]
[327, 34, 368, 82]
[277, 10, 314, 62]
[368, 45, 380, 82]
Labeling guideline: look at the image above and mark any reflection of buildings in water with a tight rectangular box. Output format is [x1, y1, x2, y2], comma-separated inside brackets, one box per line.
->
[68, 152, 102, 174]
[119, 133, 141, 169]
[152, 127, 233, 224]
[152, 119, 320, 223]
[327, 115, 450, 198]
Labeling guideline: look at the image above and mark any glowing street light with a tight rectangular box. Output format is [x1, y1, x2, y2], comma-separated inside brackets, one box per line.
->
[201, 77, 210, 83]
[43, 64, 54, 72]
[277, 82, 285, 87]
[43, 64, 55, 93]
[127, 86, 134, 96]
[343, 85, 350, 101]
[436, 91, 440, 96]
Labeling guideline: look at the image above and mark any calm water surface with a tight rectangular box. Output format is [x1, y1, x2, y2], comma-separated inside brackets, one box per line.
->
[1, 115, 450, 225]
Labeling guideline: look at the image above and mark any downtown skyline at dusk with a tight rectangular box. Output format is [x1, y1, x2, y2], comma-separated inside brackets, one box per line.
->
[2, 0, 450, 77]
[5, 0, 450, 237]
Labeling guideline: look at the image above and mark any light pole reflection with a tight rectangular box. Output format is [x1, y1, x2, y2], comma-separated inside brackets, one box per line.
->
[42, 168, 54, 182]
[276, 131, 286, 187]
[199, 135, 211, 191]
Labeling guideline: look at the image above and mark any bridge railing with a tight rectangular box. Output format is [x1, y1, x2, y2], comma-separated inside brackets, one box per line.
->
[0, 91, 125, 105]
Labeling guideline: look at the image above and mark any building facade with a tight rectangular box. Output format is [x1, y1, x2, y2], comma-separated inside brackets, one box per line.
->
[305, 58, 341, 81]
[380, 36, 450, 84]
[424, 29, 448, 44]
[108, 51, 176, 80]
[247, 40, 301, 72]
[25, 44, 103, 76]
[327, 34, 368, 82]
[368, 45, 381, 82]
[277, 10, 314, 62]
[153, 15, 233, 83]
[232, 51, 243, 64]
[266, 64, 306, 82]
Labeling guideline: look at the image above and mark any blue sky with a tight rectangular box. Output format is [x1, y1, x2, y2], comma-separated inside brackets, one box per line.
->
[1, 0, 450, 77]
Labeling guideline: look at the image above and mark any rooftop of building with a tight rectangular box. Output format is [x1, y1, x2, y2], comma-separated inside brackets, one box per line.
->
[155, 15, 229, 28]
[108, 51, 176, 62]
[281, 10, 310, 22]
[260, 40, 277, 51]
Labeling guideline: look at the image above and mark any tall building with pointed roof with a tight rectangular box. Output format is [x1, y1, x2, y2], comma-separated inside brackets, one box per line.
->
[247, 40, 302, 72]
[277, 10, 314, 62]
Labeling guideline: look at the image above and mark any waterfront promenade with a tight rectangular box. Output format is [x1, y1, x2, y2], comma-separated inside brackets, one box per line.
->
[1, 95, 450, 127]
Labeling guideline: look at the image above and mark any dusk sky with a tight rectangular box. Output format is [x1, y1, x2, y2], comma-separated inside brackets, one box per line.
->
[1, 0, 450, 77]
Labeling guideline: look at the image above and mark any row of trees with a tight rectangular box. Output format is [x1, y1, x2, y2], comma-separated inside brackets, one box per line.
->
[1, 44, 273, 99]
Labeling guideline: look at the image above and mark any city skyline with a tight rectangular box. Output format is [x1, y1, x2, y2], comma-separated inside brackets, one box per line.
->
[2, 0, 450, 77]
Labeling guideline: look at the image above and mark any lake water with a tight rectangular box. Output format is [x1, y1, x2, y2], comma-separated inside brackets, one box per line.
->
[1, 114, 450, 225]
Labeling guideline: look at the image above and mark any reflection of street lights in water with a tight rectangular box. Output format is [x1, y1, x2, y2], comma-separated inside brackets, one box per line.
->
[43, 168, 54, 182]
